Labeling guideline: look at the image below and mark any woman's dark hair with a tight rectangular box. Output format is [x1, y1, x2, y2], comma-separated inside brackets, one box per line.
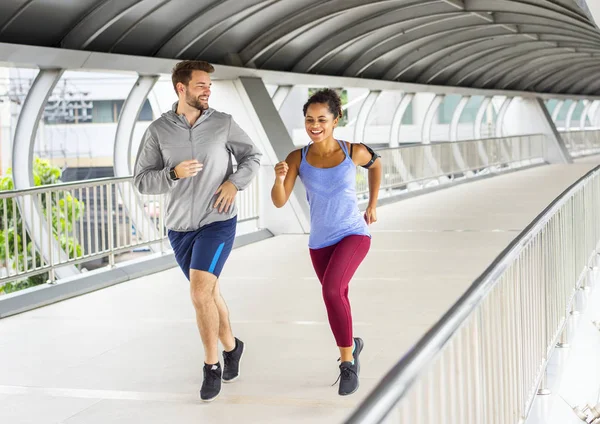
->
[303, 88, 343, 120]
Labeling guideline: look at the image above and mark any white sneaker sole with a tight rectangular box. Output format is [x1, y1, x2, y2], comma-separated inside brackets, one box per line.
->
[222, 343, 244, 384]
[200, 388, 221, 403]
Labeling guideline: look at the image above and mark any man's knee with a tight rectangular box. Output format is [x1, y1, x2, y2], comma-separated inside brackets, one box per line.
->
[190, 270, 217, 308]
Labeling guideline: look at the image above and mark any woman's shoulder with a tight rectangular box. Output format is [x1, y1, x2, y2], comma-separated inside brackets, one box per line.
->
[286, 149, 303, 166]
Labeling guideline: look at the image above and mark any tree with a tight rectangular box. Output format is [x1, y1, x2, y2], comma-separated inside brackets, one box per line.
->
[0, 158, 84, 294]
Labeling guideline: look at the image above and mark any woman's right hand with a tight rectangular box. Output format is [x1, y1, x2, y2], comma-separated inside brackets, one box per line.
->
[274, 161, 289, 183]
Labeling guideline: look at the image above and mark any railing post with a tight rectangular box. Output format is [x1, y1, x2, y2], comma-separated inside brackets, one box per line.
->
[107, 183, 115, 268]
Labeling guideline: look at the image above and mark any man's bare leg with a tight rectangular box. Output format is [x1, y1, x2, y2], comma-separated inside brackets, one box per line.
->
[190, 269, 220, 365]
[213, 279, 235, 352]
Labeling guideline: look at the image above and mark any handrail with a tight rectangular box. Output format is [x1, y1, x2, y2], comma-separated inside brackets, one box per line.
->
[346, 164, 600, 423]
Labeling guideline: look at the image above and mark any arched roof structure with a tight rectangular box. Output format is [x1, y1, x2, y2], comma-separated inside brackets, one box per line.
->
[0, 0, 599, 95]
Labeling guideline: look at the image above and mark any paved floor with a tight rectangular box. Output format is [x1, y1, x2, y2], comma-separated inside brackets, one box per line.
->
[0, 163, 598, 424]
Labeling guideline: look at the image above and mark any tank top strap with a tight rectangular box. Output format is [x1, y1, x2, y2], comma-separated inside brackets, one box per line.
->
[336, 139, 350, 159]
[301, 143, 311, 160]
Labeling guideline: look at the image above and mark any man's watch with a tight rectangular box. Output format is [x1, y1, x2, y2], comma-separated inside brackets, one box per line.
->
[169, 167, 179, 181]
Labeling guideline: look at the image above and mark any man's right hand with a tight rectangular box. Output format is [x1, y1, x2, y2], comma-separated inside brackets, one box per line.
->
[274, 161, 288, 183]
[175, 160, 203, 178]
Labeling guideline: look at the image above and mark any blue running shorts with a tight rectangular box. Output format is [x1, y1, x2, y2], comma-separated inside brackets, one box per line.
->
[168, 216, 237, 279]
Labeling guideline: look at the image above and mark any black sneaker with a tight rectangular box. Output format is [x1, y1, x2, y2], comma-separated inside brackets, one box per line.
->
[222, 337, 244, 383]
[201, 363, 222, 402]
[336, 361, 359, 396]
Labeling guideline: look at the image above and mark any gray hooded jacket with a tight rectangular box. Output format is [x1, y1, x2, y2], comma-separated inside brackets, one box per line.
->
[133, 104, 262, 232]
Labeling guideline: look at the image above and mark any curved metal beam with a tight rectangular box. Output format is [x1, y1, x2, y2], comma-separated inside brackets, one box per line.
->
[501, 54, 600, 92]
[583, 76, 600, 97]
[474, 97, 492, 140]
[271, 85, 293, 111]
[551, 100, 565, 123]
[446, 40, 558, 86]
[565, 100, 578, 130]
[389, 93, 414, 183]
[114, 76, 158, 177]
[422, 94, 444, 144]
[580, 100, 592, 130]
[155, 0, 274, 59]
[386, 26, 600, 82]
[421, 94, 444, 176]
[291, 5, 465, 74]
[449, 96, 471, 174]
[61, 0, 142, 49]
[12, 69, 79, 279]
[114, 75, 160, 253]
[108, 0, 172, 53]
[240, 0, 449, 66]
[525, 57, 600, 92]
[0, 0, 35, 34]
[474, 96, 492, 165]
[355, 22, 501, 79]
[497, 54, 597, 91]
[450, 96, 470, 142]
[471, 48, 580, 88]
[390, 93, 414, 148]
[418, 38, 549, 84]
[354, 91, 381, 144]
[496, 97, 514, 138]
[464, 0, 595, 31]
[563, 69, 600, 94]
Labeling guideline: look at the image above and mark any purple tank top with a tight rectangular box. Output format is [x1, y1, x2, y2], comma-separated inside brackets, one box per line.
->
[298, 140, 370, 249]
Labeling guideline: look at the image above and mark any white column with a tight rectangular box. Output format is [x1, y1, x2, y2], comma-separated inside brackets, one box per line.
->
[474, 96, 492, 165]
[390, 93, 414, 148]
[355, 90, 381, 144]
[114, 75, 160, 252]
[12, 69, 79, 279]
[580, 100, 592, 130]
[551, 100, 565, 124]
[565, 100, 578, 131]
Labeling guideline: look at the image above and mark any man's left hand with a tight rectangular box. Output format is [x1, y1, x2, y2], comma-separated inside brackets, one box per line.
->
[214, 181, 238, 213]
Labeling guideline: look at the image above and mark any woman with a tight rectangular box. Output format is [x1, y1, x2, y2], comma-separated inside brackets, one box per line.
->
[271, 89, 382, 396]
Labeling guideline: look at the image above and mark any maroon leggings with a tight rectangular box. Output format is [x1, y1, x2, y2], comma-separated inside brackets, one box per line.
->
[309, 235, 371, 348]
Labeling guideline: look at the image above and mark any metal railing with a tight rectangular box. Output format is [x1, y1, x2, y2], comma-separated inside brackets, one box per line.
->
[0, 176, 260, 291]
[356, 134, 546, 196]
[347, 165, 600, 423]
[561, 129, 600, 157]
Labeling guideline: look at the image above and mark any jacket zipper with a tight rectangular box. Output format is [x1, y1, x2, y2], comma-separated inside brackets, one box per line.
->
[190, 127, 194, 227]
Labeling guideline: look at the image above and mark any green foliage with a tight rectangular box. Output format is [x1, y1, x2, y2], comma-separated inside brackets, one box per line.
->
[0, 158, 85, 295]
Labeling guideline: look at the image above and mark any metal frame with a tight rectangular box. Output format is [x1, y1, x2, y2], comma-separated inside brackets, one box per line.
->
[355, 90, 381, 144]
[565, 100, 579, 131]
[346, 162, 600, 424]
[1, 0, 600, 95]
[474, 96, 492, 165]
[114, 74, 160, 254]
[11, 69, 79, 280]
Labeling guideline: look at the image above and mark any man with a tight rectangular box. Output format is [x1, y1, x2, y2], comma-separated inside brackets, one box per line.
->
[133, 60, 261, 402]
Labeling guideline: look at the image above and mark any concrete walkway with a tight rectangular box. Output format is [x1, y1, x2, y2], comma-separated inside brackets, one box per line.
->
[0, 163, 597, 424]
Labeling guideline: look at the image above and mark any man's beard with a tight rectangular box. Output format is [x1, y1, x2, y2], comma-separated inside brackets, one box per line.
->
[186, 93, 208, 111]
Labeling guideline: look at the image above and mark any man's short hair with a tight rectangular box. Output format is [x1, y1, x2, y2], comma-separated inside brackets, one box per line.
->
[171, 60, 215, 94]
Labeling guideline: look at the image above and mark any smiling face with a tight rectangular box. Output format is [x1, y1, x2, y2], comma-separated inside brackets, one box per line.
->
[177, 70, 212, 111]
[304, 103, 339, 143]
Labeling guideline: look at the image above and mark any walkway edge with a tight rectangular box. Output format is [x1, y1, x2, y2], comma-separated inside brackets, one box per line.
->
[0, 229, 273, 319]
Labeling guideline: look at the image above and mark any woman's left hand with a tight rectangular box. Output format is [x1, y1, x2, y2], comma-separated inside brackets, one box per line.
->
[364, 206, 377, 225]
